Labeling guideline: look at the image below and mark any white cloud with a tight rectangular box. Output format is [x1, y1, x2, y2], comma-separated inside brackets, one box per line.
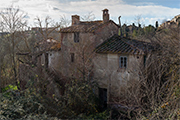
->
[1, 0, 180, 26]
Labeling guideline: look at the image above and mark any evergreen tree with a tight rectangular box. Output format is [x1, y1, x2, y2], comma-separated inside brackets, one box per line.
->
[155, 21, 159, 30]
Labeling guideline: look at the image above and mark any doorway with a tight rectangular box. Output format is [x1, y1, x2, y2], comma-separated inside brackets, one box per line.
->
[99, 88, 107, 108]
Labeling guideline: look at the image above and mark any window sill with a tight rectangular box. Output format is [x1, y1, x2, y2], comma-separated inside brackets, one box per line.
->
[117, 68, 127, 72]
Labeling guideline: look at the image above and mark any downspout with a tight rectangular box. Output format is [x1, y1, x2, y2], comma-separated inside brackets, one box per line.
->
[118, 16, 123, 37]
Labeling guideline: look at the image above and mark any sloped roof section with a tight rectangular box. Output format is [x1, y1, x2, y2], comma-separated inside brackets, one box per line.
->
[35, 38, 61, 51]
[60, 20, 118, 33]
[95, 34, 153, 55]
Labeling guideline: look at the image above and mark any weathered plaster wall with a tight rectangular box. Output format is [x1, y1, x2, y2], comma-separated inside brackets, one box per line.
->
[48, 51, 62, 71]
[60, 32, 95, 77]
[94, 53, 143, 101]
[93, 53, 108, 88]
[59, 22, 118, 78]
[95, 22, 118, 47]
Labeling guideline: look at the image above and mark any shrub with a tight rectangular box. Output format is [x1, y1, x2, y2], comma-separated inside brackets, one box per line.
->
[0, 89, 57, 119]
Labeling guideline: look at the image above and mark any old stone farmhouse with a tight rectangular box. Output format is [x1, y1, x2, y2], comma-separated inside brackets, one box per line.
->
[41, 9, 153, 102]
[19, 9, 153, 103]
[58, 9, 119, 78]
[94, 34, 153, 102]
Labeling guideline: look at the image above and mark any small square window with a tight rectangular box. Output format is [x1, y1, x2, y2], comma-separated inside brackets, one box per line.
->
[119, 56, 127, 68]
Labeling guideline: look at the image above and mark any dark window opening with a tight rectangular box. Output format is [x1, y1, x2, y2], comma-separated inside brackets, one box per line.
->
[119, 56, 127, 68]
[144, 55, 146, 67]
[45, 53, 49, 69]
[71, 53, 74, 62]
[74, 32, 79, 43]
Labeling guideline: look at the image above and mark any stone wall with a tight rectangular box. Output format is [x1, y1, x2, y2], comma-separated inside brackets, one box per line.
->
[95, 22, 119, 47]
[60, 32, 95, 78]
[94, 53, 144, 101]
[48, 51, 62, 71]
[59, 22, 118, 78]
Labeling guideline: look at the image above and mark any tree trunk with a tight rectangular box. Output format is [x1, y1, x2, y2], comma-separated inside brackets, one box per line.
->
[12, 34, 20, 90]
[0, 67, 1, 93]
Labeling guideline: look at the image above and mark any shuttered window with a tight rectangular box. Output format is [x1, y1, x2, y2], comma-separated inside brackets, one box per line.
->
[119, 56, 127, 68]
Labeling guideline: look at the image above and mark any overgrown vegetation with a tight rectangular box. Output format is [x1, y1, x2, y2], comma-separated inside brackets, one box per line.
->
[0, 77, 110, 119]
[0, 5, 179, 120]
[115, 27, 180, 119]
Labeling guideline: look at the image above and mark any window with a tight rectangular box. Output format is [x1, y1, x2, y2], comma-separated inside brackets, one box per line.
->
[144, 55, 146, 66]
[119, 56, 127, 68]
[70, 53, 74, 62]
[74, 32, 79, 43]
[45, 53, 49, 69]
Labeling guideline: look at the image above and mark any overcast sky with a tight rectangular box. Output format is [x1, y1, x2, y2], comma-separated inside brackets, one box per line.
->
[1, 0, 180, 27]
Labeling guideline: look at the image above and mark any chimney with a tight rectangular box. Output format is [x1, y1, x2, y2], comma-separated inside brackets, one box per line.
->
[102, 9, 109, 23]
[72, 15, 80, 25]
[118, 16, 122, 37]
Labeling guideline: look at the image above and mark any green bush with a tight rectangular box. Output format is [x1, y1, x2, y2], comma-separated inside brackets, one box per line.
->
[47, 79, 101, 119]
[0, 89, 57, 119]
[0, 78, 106, 119]
[1, 85, 18, 92]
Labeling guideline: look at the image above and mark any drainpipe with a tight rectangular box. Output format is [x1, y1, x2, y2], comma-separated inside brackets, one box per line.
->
[118, 16, 123, 37]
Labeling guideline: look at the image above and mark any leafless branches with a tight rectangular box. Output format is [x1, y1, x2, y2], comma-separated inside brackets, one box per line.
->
[33, 16, 60, 41]
[116, 27, 180, 119]
[0, 5, 28, 90]
[81, 11, 95, 21]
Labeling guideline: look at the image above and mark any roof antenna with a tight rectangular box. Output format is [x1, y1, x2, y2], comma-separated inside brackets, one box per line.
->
[118, 16, 123, 37]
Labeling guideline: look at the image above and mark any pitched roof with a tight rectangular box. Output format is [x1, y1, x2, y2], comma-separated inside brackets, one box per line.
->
[95, 34, 153, 55]
[60, 20, 118, 33]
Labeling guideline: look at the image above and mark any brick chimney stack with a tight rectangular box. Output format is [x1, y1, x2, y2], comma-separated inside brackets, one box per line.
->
[72, 15, 80, 25]
[103, 9, 109, 23]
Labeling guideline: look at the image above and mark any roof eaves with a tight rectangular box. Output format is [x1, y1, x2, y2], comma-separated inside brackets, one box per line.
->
[95, 34, 151, 55]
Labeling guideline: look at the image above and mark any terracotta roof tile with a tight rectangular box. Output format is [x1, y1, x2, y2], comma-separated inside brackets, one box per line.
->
[50, 42, 61, 51]
[95, 34, 153, 55]
[36, 38, 61, 51]
[60, 20, 118, 33]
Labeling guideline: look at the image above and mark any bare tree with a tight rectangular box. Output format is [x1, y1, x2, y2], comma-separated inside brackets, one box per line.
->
[0, 5, 28, 90]
[33, 16, 60, 40]
[17, 16, 62, 97]
[134, 14, 142, 27]
[73, 39, 95, 81]
[81, 11, 95, 21]
[115, 27, 180, 119]
[59, 15, 71, 28]
[0, 39, 5, 92]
